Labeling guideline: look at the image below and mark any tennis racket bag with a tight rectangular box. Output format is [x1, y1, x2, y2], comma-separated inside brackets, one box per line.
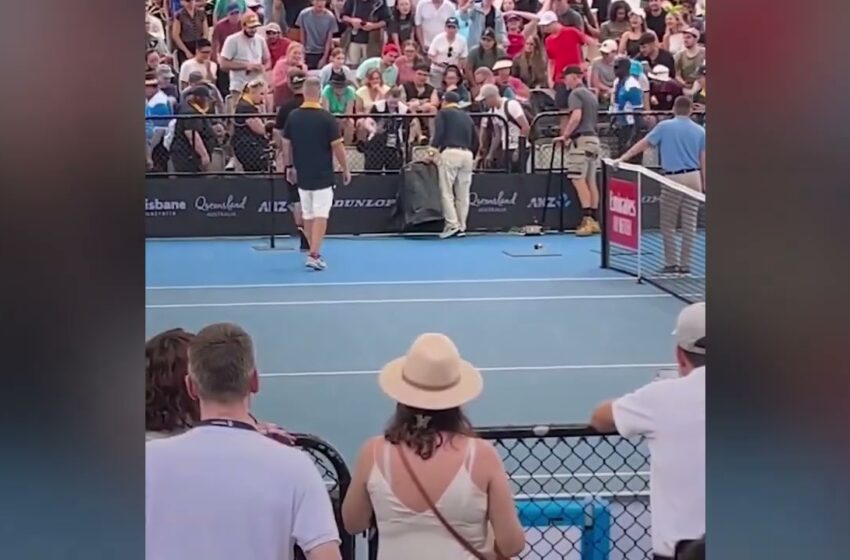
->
[393, 161, 444, 232]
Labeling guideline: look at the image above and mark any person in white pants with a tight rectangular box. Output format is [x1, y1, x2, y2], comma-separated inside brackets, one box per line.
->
[428, 91, 477, 238]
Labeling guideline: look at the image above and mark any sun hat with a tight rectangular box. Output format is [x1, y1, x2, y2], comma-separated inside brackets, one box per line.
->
[265, 22, 282, 34]
[492, 58, 513, 72]
[145, 72, 159, 86]
[599, 39, 618, 54]
[673, 302, 706, 355]
[379, 333, 483, 410]
[648, 65, 671, 81]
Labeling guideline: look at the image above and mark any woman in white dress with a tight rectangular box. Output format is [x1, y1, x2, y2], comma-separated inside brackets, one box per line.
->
[342, 333, 525, 560]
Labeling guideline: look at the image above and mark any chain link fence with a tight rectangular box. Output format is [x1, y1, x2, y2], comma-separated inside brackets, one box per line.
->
[294, 434, 355, 560]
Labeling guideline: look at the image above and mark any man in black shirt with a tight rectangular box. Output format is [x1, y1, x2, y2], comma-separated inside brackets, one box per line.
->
[637, 31, 675, 76]
[402, 63, 436, 142]
[274, 68, 310, 250]
[282, 76, 351, 270]
[429, 91, 477, 238]
[341, 0, 390, 64]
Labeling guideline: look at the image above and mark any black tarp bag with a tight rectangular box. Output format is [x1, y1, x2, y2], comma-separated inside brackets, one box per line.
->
[393, 160, 444, 232]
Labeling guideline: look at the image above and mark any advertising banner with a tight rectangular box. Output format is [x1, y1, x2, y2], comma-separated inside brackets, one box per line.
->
[607, 177, 640, 251]
[145, 172, 585, 238]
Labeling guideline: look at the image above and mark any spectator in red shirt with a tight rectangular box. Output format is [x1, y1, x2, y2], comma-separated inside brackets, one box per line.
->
[647, 64, 683, 111]
[540, 10, 592, 87]
[264, 22, 291, 68]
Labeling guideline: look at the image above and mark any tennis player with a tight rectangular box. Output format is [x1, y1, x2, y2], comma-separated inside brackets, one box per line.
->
[281, 76, 351, 271]
[613, 95, 705, 274]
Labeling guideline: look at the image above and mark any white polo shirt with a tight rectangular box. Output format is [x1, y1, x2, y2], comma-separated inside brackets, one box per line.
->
[613, 367, 705, 557]
[146, 426, 340, 560]
[415, 0, 458, 49]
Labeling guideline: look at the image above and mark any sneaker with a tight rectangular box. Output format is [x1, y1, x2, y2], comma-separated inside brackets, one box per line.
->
[305, 256, 323, 270]
[677, 265, 691, 275]
[297, 227, 310, 251]
[588, 217, 602, 234]
[439, 226, 460, 239]
[457, 230, 466, 238]
[575, 217, 595, 237]
[660, 265, 679, 274]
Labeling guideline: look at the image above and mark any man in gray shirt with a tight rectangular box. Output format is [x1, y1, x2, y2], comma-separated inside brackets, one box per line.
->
[295, 0, 338, 69]
[555, 65, 601, 236]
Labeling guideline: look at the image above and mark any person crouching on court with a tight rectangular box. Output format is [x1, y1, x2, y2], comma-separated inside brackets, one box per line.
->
[342, 333, 525, 560]
[281, 76, 351, 271]
[427, 91, 478, 239]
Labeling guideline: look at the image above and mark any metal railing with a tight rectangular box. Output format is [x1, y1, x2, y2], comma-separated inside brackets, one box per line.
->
[145, 111, 510, 177]
[367, 424, 651, 560]
[294, 434, 356, 560]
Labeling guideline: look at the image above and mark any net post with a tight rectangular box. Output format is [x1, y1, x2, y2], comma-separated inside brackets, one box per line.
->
[600, 162, 609, 269]
[636, 171, 643, 283]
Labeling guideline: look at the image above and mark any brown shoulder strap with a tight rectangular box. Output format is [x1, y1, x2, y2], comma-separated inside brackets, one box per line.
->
[396, 445, 506, 560]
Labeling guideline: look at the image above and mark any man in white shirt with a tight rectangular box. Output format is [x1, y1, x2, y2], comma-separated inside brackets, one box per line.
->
[590, 302, 706, 560]
[415, 0, 457, 51]
[477, 83, 530, 172]
[427, 17, 468, 88]
[179, 38, 219, 90]
[220, 11, 271, 96]
[146, 322, 341, 560]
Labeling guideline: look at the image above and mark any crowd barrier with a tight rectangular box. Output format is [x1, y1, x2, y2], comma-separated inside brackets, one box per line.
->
[366, 424, 651, 560]
[294, 434, 356, 560]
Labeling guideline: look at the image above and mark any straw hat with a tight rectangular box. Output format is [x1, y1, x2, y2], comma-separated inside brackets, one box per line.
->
[379, 333, 483, 410]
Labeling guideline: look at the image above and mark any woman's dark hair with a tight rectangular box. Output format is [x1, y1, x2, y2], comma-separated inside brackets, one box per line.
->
[146, 328, 199, 433]
[608, 0, 631, 22]
[385, 404, 474, 460]
[442, 64, 462, 88]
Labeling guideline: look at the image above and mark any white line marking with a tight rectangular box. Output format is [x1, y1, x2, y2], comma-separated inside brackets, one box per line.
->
[145, 276, 635, 291]
[258, 363, 675, 378]
[146, 293, 672, 309]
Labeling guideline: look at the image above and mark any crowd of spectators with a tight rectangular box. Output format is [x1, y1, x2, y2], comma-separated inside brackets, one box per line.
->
[145, 0, 706, 172]
[146, 303, 705, 559]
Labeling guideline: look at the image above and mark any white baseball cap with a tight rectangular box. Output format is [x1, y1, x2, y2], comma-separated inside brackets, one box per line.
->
[599, 39, 618, 54]
[538, 10, 559, 26]
[648, 65, 671, 81]
[673, 302, 706, 355]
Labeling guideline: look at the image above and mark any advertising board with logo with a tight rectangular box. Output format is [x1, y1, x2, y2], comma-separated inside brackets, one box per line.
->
[607, 177, 640, 251]
[145, 173, 586, 238]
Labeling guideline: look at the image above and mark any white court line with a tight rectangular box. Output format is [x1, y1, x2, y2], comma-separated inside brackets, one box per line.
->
[145, 276, 636, 291]
[259, 363, 675, 378]
[146, 293, 673, 309]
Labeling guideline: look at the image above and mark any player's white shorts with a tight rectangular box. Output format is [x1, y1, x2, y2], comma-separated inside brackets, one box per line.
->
[298, 186, 334, 219]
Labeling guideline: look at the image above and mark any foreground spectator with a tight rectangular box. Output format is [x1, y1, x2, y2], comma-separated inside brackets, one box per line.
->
[146, 323, 341, 560]
[220, 11, 271, 97]
[598, 0, 630, 42]
[179, 38, 218, 90]
[356, 43, 401, 87]
[173, 0, 210, 66]
[295, 0, 338, 69]
[590, 302, 706, 560]
[342, 0, 390, 64]
[427, 18, 468, 88]
[674, 27, 705, 87]
[145, 329, 198, 440]
[341, 333, 525, 558]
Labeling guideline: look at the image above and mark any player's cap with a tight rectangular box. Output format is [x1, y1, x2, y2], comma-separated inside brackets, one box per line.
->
[599, 39, 618, 54]
[537, 10, 558, 26]
[673, 302, 706, 355]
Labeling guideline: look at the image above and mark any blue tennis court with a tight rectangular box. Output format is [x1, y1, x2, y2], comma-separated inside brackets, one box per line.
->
[145, 233, 686, 461]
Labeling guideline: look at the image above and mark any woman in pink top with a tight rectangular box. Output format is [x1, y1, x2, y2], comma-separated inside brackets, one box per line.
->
[394, 40, 425, 85]
[272, 41, 308, 108]
[342, 333, 525, 560]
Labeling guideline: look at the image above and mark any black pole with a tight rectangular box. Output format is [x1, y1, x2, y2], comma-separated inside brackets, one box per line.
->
[600, 160, 609, 269]
[266, 148, 276, 248]
[541, 140, 556, 226]
[558, 140, 565, 233]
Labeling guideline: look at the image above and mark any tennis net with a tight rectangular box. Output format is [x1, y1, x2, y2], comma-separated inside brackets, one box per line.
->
[600, 159, 706, 302]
